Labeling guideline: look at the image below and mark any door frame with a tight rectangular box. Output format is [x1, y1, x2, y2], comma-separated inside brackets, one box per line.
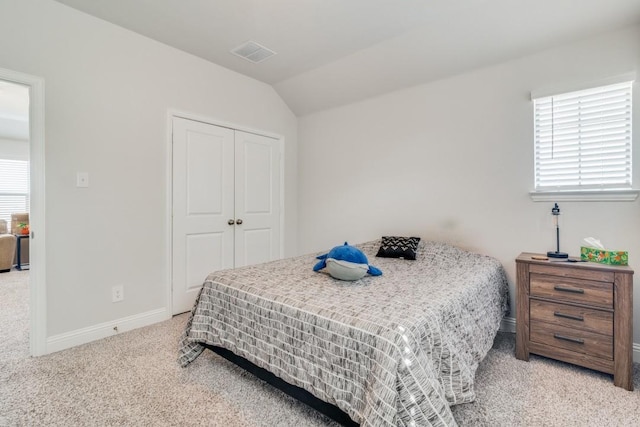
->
[166, 110, 285, 315]
[0, 67, 47, 356]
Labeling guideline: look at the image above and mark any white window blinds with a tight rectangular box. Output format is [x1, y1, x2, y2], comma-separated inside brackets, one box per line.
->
[533, 81, 633, 191]
[0, 159, 30, 228]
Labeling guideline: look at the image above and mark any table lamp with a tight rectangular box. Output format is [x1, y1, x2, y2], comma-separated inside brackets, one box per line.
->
[547, 203, 568, 259]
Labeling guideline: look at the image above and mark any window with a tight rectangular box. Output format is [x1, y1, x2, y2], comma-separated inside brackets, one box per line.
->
[532, 81, 633, 198]
[0, 159, 30, 228]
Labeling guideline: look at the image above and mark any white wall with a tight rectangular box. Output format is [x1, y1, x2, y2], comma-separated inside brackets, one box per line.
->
[298, 25, 640, 342]
[0, 0, 297, 338]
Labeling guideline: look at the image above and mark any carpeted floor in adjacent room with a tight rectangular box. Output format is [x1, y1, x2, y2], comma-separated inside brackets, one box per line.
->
[0, 269, 638, 426]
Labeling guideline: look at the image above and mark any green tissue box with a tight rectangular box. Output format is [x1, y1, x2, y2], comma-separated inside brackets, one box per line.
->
[580, 246, 628, 265]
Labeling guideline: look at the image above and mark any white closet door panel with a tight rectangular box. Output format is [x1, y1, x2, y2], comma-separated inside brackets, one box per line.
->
[234, 130, 281, 267]
[185, 233, 225, 290]
[172, 118, 235, 314]
[241, 228, 273, 266]
[186, 132, 225, 215]
[243, 142, 272, 213]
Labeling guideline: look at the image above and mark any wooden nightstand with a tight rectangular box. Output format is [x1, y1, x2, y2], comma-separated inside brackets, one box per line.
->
[516, 253, 634, 391]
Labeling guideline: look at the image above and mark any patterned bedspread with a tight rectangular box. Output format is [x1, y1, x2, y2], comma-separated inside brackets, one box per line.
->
[179, 240, 509, 427]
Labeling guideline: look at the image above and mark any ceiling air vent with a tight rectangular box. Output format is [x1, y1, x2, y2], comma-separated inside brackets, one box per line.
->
[230, 41, 276, 64]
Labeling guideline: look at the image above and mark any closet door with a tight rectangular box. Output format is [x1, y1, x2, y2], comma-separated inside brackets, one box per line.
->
[172, 118, 235, 314]
[234, 131, 281, 267]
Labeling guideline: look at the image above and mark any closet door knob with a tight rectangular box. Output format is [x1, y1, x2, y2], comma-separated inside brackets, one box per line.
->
[228, 219, 235, 225]
[236, 219, 243, 225]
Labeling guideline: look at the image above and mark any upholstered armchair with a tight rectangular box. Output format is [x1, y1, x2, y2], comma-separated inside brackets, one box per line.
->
[0, 219, 17, 272]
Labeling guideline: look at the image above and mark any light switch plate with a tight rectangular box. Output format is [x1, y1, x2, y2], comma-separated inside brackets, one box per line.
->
[76, 172, 89, 187]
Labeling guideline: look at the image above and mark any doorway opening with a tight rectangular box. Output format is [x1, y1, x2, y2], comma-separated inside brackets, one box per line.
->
[0, 68, 46, 356]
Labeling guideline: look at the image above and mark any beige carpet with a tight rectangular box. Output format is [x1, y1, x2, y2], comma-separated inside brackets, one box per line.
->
[0, 269, 638, 426]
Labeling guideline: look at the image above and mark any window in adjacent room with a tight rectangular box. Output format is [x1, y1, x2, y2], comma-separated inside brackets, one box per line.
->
[0, 158, 30, 227]
[532, 80, 634, 200]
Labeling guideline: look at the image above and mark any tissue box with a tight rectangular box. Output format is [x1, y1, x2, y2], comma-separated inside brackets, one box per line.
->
[580, 247, 628, 265]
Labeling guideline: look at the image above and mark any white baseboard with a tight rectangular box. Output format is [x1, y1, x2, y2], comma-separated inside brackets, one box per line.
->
[500, 316, 516, 334]
[41, 310, 640, 364]
[46, 307, 169, 354]
[499, 316, 640, 363]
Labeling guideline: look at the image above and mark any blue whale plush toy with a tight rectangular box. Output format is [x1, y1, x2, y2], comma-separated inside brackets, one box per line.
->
[313, 242, 382, 281]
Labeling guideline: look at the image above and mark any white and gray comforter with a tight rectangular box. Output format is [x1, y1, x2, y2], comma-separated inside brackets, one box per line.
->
[179, 240, 509, 426]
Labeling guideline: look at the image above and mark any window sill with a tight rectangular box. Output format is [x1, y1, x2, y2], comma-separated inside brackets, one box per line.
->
[530, 189, 639, 202]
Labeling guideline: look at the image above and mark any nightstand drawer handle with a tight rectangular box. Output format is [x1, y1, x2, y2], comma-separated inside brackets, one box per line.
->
[553, 285, 584, 294]
[553, 311, 584, 322]
[553, 334, 584, 344]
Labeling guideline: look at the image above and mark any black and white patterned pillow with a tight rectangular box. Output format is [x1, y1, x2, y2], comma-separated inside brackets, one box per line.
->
[376, 236, 421, 260]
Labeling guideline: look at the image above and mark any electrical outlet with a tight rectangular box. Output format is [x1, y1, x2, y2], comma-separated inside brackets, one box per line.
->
[112, 285, 124, 303]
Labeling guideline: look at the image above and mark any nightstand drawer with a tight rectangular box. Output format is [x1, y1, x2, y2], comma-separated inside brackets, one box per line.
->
[530, 322, 613, 360]
[530, 273, 613, 308]
[530, 263, 614, 282]
[530, 300, 613, 336]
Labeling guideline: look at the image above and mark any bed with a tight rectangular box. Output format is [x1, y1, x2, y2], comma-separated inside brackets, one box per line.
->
[179, 239, 509, 426]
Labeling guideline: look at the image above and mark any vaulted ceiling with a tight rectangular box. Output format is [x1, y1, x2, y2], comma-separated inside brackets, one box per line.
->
[50, 0, 640, 116]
